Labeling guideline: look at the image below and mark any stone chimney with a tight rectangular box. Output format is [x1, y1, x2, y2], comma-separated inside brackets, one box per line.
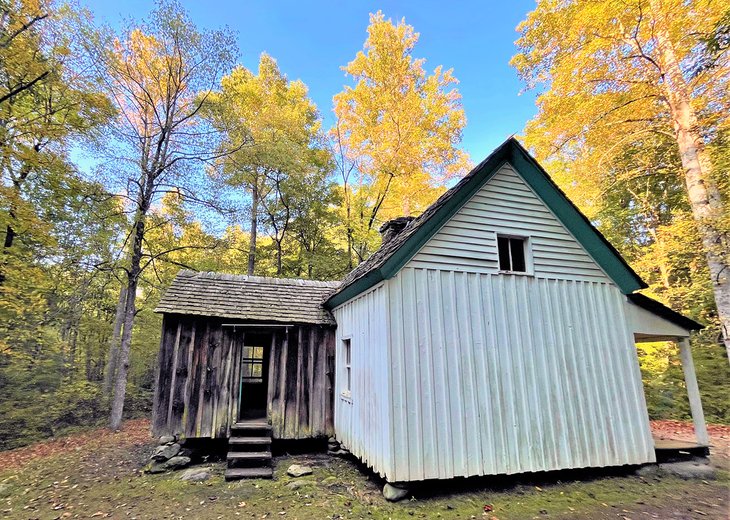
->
[379, 216, 415, 244]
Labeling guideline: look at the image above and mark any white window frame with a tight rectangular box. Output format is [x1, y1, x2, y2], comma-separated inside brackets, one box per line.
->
[341, 336, 352, 400]
[496, 233, 534, 275]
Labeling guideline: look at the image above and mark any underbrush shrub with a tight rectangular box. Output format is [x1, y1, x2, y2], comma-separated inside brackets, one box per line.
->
[639, 329, 729, 424]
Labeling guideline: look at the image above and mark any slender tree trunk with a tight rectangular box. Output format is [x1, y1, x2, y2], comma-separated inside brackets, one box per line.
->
[248, 184, 258, 276]
[103, 285, 127, 396]
[0, 206, 17, 284]
[345, 196, 354, 269]
[276, 238, 283, 275]
[653, 4, 730, 359]
[110, 200, 147, 430]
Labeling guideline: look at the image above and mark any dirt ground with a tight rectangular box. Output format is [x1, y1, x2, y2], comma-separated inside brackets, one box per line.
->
[0, 419, 728, 520]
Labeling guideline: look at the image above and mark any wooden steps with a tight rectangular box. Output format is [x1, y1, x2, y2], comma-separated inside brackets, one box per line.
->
[225, 421, 274, 481]
[227, 451, 272, 461]
[224, 467, 274, 479]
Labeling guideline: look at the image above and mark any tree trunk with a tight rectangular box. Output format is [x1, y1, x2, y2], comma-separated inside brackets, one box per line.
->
[0, 211, 17, 284]
[109, 205, 146, 430]
[248, 184, 258, 276]
[103, 285, 127, 397]
[653, 3, 730, 359]
[276, 239, 283, 275]
[345, 197, 354, 269]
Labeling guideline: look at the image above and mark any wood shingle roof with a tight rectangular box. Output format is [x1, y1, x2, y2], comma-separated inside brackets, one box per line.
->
[155, 270, 339, 325]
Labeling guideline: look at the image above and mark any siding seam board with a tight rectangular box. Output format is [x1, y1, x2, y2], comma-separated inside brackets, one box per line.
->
[384, 271, 655, 482]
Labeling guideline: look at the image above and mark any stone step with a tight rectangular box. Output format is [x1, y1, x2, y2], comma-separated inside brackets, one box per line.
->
[224, 466, 274, 480]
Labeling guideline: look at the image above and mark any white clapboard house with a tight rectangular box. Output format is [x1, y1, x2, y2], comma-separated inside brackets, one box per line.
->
[154, 137, 707, 485]
[324, 137, 706, 483]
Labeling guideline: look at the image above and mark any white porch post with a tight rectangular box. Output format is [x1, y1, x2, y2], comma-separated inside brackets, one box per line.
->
[677, 337, 710, 446]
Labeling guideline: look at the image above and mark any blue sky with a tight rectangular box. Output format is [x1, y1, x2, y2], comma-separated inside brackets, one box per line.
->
[80, 0, 539, 162]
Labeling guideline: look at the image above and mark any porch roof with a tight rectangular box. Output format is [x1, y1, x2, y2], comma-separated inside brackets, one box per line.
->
[155, 270, 339, 325]
[626, 293, 704, 342]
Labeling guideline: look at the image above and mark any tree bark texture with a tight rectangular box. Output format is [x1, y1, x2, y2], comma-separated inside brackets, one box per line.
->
[103, 285, 127, 397]
[248, 183, 258, 276]
[652, 2, 730, 359]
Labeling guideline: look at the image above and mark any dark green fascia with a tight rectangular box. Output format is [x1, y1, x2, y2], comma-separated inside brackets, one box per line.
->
[507, 140, 646, 293]
[326, 268, 385, 309]
[379, 158, 509, 280]
[326, 137, 645, 309]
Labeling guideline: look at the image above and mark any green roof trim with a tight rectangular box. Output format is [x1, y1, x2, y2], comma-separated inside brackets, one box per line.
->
[508, 140, 646, 293]
[325, 137, 646, 309]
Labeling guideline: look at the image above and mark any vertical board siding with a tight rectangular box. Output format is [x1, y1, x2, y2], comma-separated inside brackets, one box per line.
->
[332, 284, 393, 479]
[386, 268, 655, 482]
[408, 164, 610, 283]
[152, 316, 335, 440]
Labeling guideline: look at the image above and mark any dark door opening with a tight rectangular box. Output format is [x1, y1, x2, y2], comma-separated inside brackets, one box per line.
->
[239, 333, 270, 420]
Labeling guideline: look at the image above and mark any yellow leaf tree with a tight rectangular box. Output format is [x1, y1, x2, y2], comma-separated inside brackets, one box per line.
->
[91, 0, 238, 429]
[204, 53, 327, 275]
[332, 11, 469, 265]
[513, 0, 730, 357]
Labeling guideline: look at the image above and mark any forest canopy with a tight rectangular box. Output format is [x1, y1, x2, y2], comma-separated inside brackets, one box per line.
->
[0, 0, 727, 449]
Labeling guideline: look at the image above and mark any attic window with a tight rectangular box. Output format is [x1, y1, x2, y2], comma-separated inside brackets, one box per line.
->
[497, 235, 527, 273]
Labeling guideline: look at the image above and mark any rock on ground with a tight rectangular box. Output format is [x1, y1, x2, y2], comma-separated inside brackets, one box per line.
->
[383, 482, 409, 502]
[180, 467, 211, 482]
[286, 479, 310, 490]
[163, 456, 191, 470]
[145, 455, 192, 473]
[151, 442, 181, 462]
[658, 460, 716, 480]
[157, 435, 176, 445]
[287, 464, 313, 477]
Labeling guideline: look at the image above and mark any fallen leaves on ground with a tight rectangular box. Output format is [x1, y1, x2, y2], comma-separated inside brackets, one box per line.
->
[0, 418, 151, 471]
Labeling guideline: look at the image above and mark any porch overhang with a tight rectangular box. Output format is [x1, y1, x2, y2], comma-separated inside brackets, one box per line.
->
[624, 293, 709, 449]
[625, 293, 703, 342]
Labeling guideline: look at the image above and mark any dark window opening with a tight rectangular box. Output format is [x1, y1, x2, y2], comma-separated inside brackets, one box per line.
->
[497, 236, 527, 272]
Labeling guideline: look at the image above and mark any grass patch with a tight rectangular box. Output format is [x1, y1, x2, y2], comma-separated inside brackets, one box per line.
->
[1, 430, 728, 519]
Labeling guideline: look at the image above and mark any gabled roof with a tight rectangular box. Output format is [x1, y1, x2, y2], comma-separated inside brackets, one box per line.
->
[627, 293, 704, 331]
[156, 270, 339, 325]
[325, 137, 647, 309]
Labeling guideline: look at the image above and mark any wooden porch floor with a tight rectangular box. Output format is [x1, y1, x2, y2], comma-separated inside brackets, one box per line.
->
[654, 436, 710, 460]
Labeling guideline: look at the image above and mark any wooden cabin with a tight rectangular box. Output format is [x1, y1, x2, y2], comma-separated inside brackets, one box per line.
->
[153, 137, 708, 486]
[153, 273, 338, 478]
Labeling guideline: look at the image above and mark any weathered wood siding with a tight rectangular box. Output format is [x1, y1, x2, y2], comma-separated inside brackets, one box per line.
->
[152, 315, 335, 440]
[385, 269, 655, 482]
[409, 164, 611, 283]
[267, 324, 336, 438]
[332, 283, 393, 478]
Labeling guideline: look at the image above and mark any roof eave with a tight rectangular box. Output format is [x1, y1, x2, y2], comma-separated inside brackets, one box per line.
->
[325, 137, 647, 307]
[627, 293, 704, 331]
[325, 269, 384, 309]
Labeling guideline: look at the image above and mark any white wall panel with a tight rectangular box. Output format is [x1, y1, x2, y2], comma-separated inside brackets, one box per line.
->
[386, 268, 655, 482]
[332, 284, 393, 478]
[409, 164, 611, 283]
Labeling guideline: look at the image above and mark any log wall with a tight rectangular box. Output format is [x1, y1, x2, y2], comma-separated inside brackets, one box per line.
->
[152, 315, 336, 440]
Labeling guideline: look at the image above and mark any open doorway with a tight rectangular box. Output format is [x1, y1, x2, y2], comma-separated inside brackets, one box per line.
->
[239, 332, 271, 420]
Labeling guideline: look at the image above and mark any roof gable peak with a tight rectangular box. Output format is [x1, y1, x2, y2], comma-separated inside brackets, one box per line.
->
[325, 137, 646, 308]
